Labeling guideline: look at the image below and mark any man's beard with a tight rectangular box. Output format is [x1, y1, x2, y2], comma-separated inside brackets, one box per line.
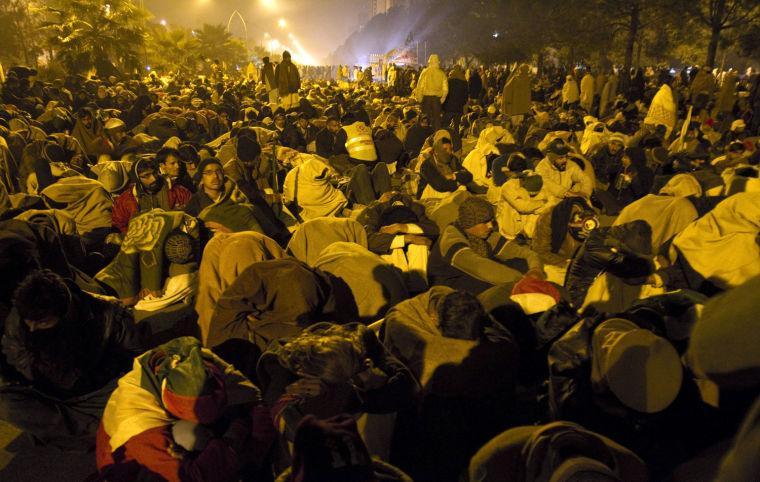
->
[145, 179, 162, 195]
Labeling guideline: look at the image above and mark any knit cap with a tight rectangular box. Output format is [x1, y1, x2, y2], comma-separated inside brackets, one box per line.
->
[160, 346, 228, 424]
[457, 197, 495, 229]
[194, 157, 224, 184]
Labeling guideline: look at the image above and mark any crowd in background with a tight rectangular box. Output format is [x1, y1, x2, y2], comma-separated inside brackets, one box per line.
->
[0, 49, 758, 482]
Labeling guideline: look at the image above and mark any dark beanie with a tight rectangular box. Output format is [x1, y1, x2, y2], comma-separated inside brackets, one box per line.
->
[236, 135, 261, 162]
[457, 197, 494, 229]
[178, 143, 200, 165]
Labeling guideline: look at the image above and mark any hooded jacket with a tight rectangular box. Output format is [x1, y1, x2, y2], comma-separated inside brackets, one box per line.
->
[501, 64, 532, 117]
[415, 55, 448, 102]
[275, 56, 301, 96]
[443, 66, 469, 114]
[281, 155, 348, 221]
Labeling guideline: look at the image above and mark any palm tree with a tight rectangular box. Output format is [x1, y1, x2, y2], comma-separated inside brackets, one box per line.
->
[196, 23, 249, 70]
[41, 0, 148, 75]
[148, 26, 201, 75]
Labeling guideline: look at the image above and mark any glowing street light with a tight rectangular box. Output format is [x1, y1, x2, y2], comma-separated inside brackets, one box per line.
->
[260, 0, 277, 10]
[160, 19, 167, 26]
[288, 33, 294, 39]
[278, 18, 287, 28]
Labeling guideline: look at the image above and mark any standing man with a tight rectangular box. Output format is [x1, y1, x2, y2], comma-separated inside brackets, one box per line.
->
[275, 51, 300, 111]
[414, 54, 448, 131]
[261, 57, 277, 106]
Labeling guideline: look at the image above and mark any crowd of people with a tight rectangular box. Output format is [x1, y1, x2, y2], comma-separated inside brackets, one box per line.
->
[0, 48, 758, 482]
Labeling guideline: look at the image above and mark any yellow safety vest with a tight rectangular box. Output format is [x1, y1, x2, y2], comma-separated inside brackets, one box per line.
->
[343, 122, 377, 162]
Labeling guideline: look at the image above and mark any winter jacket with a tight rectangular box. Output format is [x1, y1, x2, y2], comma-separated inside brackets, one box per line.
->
[564, 222, 654, 308]
[261, 62, 276, 91]
[275, 60, 301, 97]
[112, 179, 191, 234]
[414, 55, 448, 102]
[535, 157, 593, 201]
[443, 77, 468, 114]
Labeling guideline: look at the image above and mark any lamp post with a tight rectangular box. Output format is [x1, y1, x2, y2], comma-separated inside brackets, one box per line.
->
[226, 9, 249, 49]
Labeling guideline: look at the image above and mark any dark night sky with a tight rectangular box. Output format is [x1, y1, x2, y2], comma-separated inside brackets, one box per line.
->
[143, 0, 365, 62]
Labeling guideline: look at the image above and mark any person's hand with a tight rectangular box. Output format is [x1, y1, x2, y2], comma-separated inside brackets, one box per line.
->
[285, 377, 325, 399]
[654, 254, 670, 270]
[137, 288, 161, 301]
[352, 359, 388, 391]
[404, 234, 432, 246]
[204, 221, 233, 234]
[380, 223, 407, 235]
[265, 192, 281, 205]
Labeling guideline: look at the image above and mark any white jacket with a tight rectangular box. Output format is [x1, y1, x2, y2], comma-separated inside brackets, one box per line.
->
[535, 157, 593, 202]
[496, 178, 549, 239]
[415, 54, 448, 102]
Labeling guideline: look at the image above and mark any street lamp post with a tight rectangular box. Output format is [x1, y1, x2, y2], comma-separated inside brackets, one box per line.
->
[226, 10, 249, 49]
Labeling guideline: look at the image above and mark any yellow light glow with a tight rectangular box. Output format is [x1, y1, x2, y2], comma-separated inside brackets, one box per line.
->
[278, 18, 287, 28]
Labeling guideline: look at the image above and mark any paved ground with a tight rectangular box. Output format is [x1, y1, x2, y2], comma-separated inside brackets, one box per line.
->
[0, 420, 95, 481]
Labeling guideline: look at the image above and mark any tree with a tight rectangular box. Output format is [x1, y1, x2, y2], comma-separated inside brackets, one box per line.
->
[147, 26, 201, 75]
[196, 24, 249, 69]
[0, 1, 43, 67]
[41, 0, 148, 75]
[681, 0, 760, 67]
